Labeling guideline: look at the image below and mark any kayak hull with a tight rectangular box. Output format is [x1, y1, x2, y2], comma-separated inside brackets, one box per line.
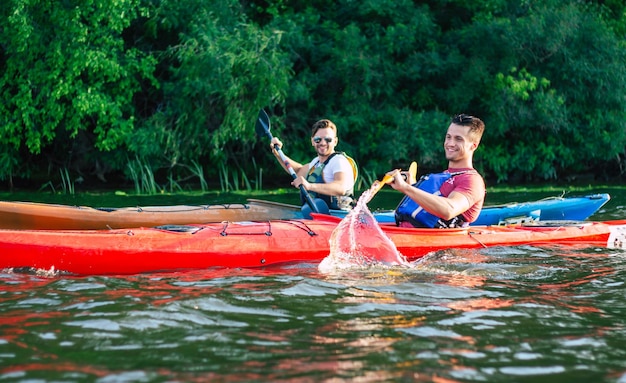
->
[0, 193, 611, 230]
[0, 200, 301, 230]
[1, 218, 624, 275]
[331, 194, 611, 225]
[473, 193, 611, 224]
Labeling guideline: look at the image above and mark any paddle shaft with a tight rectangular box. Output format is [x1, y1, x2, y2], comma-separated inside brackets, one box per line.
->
[256, 111, 321, 213]
[273, 144, 323, 214]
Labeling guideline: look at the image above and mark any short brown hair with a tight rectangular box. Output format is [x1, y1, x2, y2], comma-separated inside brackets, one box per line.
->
[452, 114, 484, 142]
[311, 119, 338, 137]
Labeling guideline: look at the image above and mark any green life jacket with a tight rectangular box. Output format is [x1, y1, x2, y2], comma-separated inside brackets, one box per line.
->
[303, 152, 356, 210]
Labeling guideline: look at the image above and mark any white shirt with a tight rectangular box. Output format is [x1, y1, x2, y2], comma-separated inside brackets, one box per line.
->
[308, 154, 354, 193]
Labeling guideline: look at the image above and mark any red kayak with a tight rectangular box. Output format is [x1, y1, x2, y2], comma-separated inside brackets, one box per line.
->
[1, 217, 624, 276]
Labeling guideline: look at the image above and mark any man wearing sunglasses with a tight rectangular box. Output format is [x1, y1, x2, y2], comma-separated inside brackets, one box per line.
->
[270, 119, 356, 210]
[386, 114, 486, 228]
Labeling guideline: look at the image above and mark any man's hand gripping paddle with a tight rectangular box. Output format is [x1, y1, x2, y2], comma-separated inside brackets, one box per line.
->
[255, 109, 329, 217]
[367, 162, 418, 202]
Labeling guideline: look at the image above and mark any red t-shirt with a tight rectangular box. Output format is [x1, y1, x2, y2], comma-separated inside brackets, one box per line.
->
[439, 168, 486, 223]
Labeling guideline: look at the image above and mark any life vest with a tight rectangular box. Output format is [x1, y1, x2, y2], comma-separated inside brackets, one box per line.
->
[394, 171, 471, 228]
[303, 152, 357, 210]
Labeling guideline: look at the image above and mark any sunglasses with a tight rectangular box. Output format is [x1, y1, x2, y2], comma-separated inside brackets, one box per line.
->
[313, 136, 334, 144]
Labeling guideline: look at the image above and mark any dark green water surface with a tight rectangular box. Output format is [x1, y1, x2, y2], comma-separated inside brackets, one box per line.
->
[1, 186, 625, 382]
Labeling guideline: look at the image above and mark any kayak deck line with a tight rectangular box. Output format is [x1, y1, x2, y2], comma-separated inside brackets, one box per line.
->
[152, 225, 203, 233]
[467, 231, 489, 248]
[153, 219, 321, 237]
[95, 203, 255, 213]
[214, 220, 320, 237]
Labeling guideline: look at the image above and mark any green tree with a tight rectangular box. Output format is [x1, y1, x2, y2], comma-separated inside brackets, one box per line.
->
[0, 0, 624, 190]
[473, 0, 626, 181]
[127, 0, 292, 186]
[0, 0, 157, 186]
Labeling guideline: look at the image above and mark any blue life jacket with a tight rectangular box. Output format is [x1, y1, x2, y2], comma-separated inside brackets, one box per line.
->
[394, 171, 470, 228]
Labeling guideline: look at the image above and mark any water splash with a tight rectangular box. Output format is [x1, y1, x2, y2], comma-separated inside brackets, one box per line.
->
[319, 186, 411, 272]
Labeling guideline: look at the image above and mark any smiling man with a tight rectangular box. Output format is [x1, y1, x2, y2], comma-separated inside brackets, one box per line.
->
[387, 114, 486, 228]
[270, 119, 356, 210]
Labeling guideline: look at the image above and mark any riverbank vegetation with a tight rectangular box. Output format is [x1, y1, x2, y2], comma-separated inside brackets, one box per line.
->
[1, 0, 625, 193]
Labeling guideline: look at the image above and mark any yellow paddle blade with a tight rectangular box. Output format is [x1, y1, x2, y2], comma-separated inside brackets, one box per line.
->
[368, 161, 418, 199]
[365, 165, 422, 204]
[370, 170, 399, 195]
[408, 161, 417, 184]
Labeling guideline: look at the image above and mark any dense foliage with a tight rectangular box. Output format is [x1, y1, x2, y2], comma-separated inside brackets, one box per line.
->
[1, 0, 624, 191]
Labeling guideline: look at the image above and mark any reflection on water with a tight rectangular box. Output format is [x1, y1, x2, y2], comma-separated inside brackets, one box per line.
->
[2, 244, 626, 381]
[0, 189, 625, 382]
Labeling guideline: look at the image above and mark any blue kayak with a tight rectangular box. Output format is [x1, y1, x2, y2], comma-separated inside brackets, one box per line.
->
[329, 193, 611, 225]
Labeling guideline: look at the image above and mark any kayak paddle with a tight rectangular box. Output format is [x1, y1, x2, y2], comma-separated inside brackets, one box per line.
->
[366, 162, 418, 202]
[373, 162, 417, 193]
[255, 109, 329, 217]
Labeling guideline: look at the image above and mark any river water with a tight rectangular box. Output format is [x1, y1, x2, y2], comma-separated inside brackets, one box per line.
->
[1, 188, 625, 382]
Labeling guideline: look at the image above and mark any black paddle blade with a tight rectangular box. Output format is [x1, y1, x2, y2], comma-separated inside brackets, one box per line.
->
[255, 109, 271, 138]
